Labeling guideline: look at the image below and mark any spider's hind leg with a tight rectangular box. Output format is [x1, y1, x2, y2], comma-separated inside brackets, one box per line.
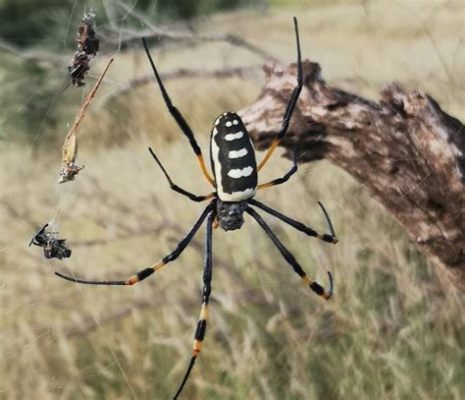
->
[249, 199, 338, 244]
[246, 206, 334, 299]
[173, 210, 215, 399]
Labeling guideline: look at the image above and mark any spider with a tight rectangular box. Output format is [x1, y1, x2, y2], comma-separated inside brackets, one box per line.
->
[55, 17, 338, 399]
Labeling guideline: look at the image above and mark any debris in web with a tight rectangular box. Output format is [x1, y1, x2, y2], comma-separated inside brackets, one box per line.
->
[29, 223, 72, 260]
[68, 11, 100, 87]
[59, 57, 113, 183]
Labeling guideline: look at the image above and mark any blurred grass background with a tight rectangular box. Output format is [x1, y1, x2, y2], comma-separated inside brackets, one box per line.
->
[1, 0, 464, 399]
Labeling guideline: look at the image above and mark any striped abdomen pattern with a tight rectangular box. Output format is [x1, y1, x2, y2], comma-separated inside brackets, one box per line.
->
[210, 112, 257, 202]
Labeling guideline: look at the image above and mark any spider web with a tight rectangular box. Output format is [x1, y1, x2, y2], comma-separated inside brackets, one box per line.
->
[0, 1, 140, 397]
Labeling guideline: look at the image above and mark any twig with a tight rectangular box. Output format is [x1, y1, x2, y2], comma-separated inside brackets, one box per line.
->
[242, 59, 465, 288]
[59, 57, 114, 183]
[0, 38, 63, 67]
[103, 65, 261, 104]
[101, 1, 278, 62]
[65, 58, 113, 142]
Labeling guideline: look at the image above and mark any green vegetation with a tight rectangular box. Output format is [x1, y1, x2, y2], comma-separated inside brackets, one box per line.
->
[1, 1, 464, 399]
[0, 0, 259, 47]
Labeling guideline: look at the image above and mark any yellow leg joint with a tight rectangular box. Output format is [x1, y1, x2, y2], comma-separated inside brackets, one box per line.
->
[192, 339, 203, 356]
[199, 304, 209, 320]
[257, 139, 280, 171]
[153, 260, 166, 272]
[257, 182, 274, 191]
[302, 274, 312, 286]
[197, 155, 215, 186]
[126, 275, 139, 285]
[322, 293, 331, 300]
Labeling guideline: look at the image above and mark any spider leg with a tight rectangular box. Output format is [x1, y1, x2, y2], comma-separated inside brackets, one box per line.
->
[257, 146, 298, 191]
[249, 199, 338, 244]
[257, 17, 303, 172]
[29, 223, 49, 247]
[149, 147, 215, 202]
[246, 206, 333, 299]
[55, 202, 214, 286]
[142, 38, 215, 187]
[173, 210, 214, 399]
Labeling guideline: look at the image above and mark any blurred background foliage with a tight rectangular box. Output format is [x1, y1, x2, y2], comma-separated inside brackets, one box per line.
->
[0, 0, 366, 143]
[0, 0, 265, 142]
[0, 0, 263, 48]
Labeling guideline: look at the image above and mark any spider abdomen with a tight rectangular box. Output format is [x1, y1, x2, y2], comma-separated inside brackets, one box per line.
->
[210, 112, 257, 202]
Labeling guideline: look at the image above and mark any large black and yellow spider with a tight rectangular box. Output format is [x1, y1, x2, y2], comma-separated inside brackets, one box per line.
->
[56, 17, 338, 399]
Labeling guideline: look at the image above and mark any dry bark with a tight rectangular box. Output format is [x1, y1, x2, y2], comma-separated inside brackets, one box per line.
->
[241, 60, 465, 288]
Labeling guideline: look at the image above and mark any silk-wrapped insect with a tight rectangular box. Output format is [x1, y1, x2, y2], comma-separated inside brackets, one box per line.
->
[29, 224, 72, 260]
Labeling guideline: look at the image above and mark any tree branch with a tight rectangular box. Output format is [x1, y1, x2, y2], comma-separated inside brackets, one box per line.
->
[0, 38, 63, 67]
[242, 60, 465, 288]
[100, 1, 278, 62]
[102, 65, 261, 104]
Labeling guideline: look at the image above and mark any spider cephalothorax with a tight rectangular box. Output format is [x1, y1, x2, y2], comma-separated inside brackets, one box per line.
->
[216, 200, 248, 231]
[54, 18, 338, 400]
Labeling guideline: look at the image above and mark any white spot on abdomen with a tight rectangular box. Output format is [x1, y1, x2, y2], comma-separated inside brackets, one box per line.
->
[225, 131, 244, 141]
[228, 148, 248, 159]
[227, 166, 254, 178]
[219, 187, 256, 202]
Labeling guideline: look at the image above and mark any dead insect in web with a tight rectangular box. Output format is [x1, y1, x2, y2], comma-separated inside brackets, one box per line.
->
[59, 57, 113, 183]
[69, 52, 91, 87]
[69, 11, 99, 86]
[59, 124, 85, 184]
[29, 223, 72, 260]
[77, 12, 99, 56]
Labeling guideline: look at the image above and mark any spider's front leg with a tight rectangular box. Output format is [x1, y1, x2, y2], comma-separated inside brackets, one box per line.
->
[173, 210, 215, 399]
[143, 38, 215, 187]
[257, 145, 298, 191]
[257, 17, 303, 172]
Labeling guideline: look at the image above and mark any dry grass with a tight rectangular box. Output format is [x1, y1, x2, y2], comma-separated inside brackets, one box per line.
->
[1, 1, 465, 399]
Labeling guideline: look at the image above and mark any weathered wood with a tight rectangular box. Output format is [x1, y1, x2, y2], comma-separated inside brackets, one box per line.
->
[241, 60, 465, 288]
